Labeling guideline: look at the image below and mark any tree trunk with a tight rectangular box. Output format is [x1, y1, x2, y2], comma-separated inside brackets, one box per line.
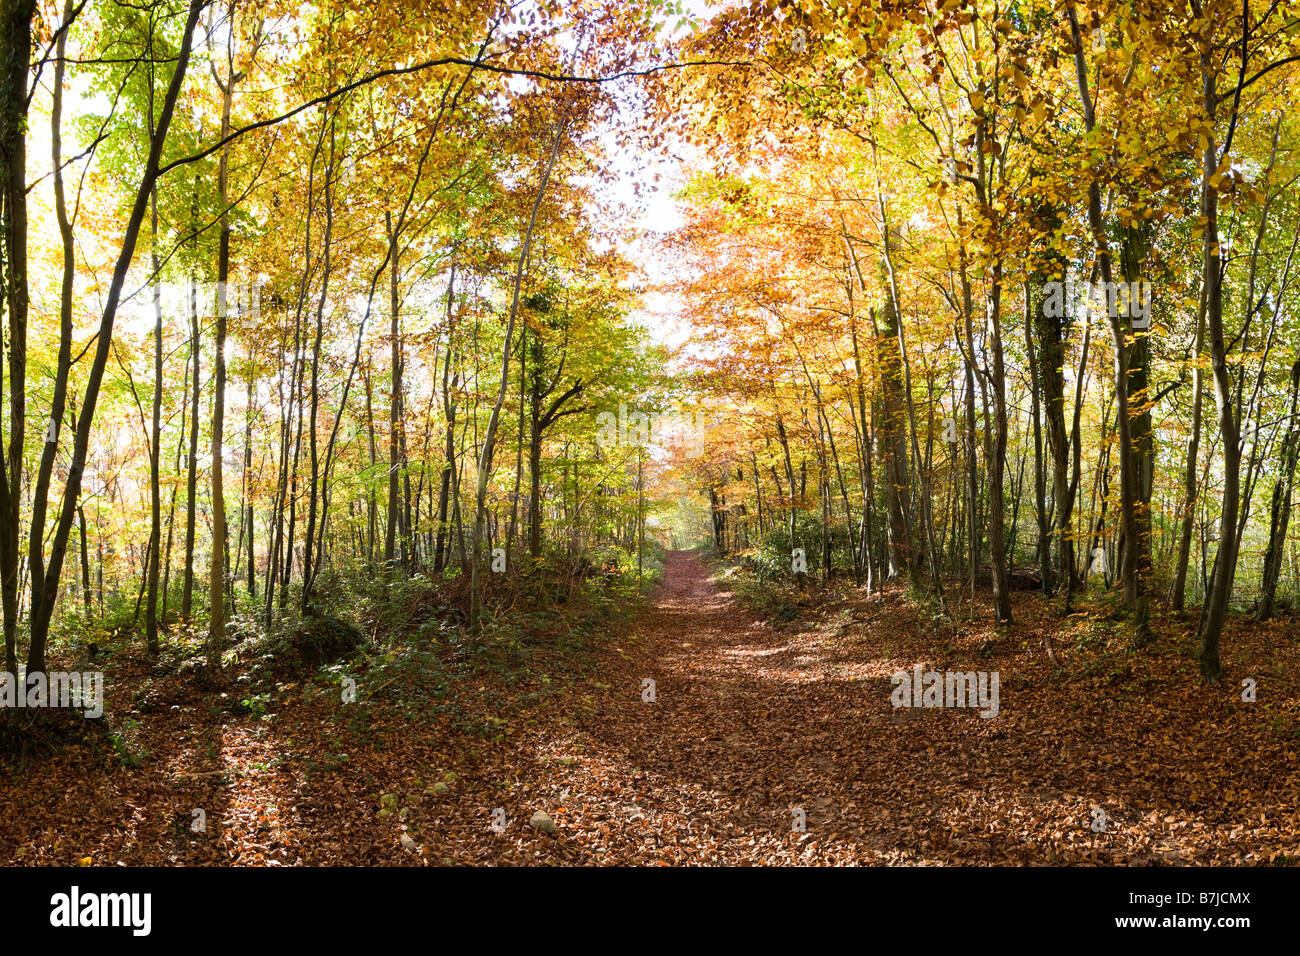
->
[1258, 360, 1300, 621]
[471, 121, 565, 630]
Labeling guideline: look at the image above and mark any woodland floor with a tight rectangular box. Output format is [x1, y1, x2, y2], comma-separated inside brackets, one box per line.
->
[3, 549, 1299, 865]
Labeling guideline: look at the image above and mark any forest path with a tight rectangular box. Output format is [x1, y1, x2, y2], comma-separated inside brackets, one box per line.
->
[555, 548, 898, 863]
[9, 551, 1294, 866]
[470, 548, 996, 864]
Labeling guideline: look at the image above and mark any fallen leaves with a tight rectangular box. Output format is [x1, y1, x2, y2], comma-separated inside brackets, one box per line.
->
[2, 552, 1298, 866]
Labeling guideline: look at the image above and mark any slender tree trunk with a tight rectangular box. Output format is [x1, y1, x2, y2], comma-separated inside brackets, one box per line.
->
[145, 185, 163, 655]
[1259, 360, 1300, 621]
[471, 121, 565, 630]
[1197, 52, 1241, 681]
[385, 212, 403, 567]
[26, 0, 204, 662]
[0, 0, 35, 677]
[1025, 282, 1051, 594]
[984, 264, 1013, 623]
[1068, 6, 1145, 635]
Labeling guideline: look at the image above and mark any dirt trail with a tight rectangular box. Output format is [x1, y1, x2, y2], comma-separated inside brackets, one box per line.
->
[570, 548, 891, 863]
[477, 549, 979, 864]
